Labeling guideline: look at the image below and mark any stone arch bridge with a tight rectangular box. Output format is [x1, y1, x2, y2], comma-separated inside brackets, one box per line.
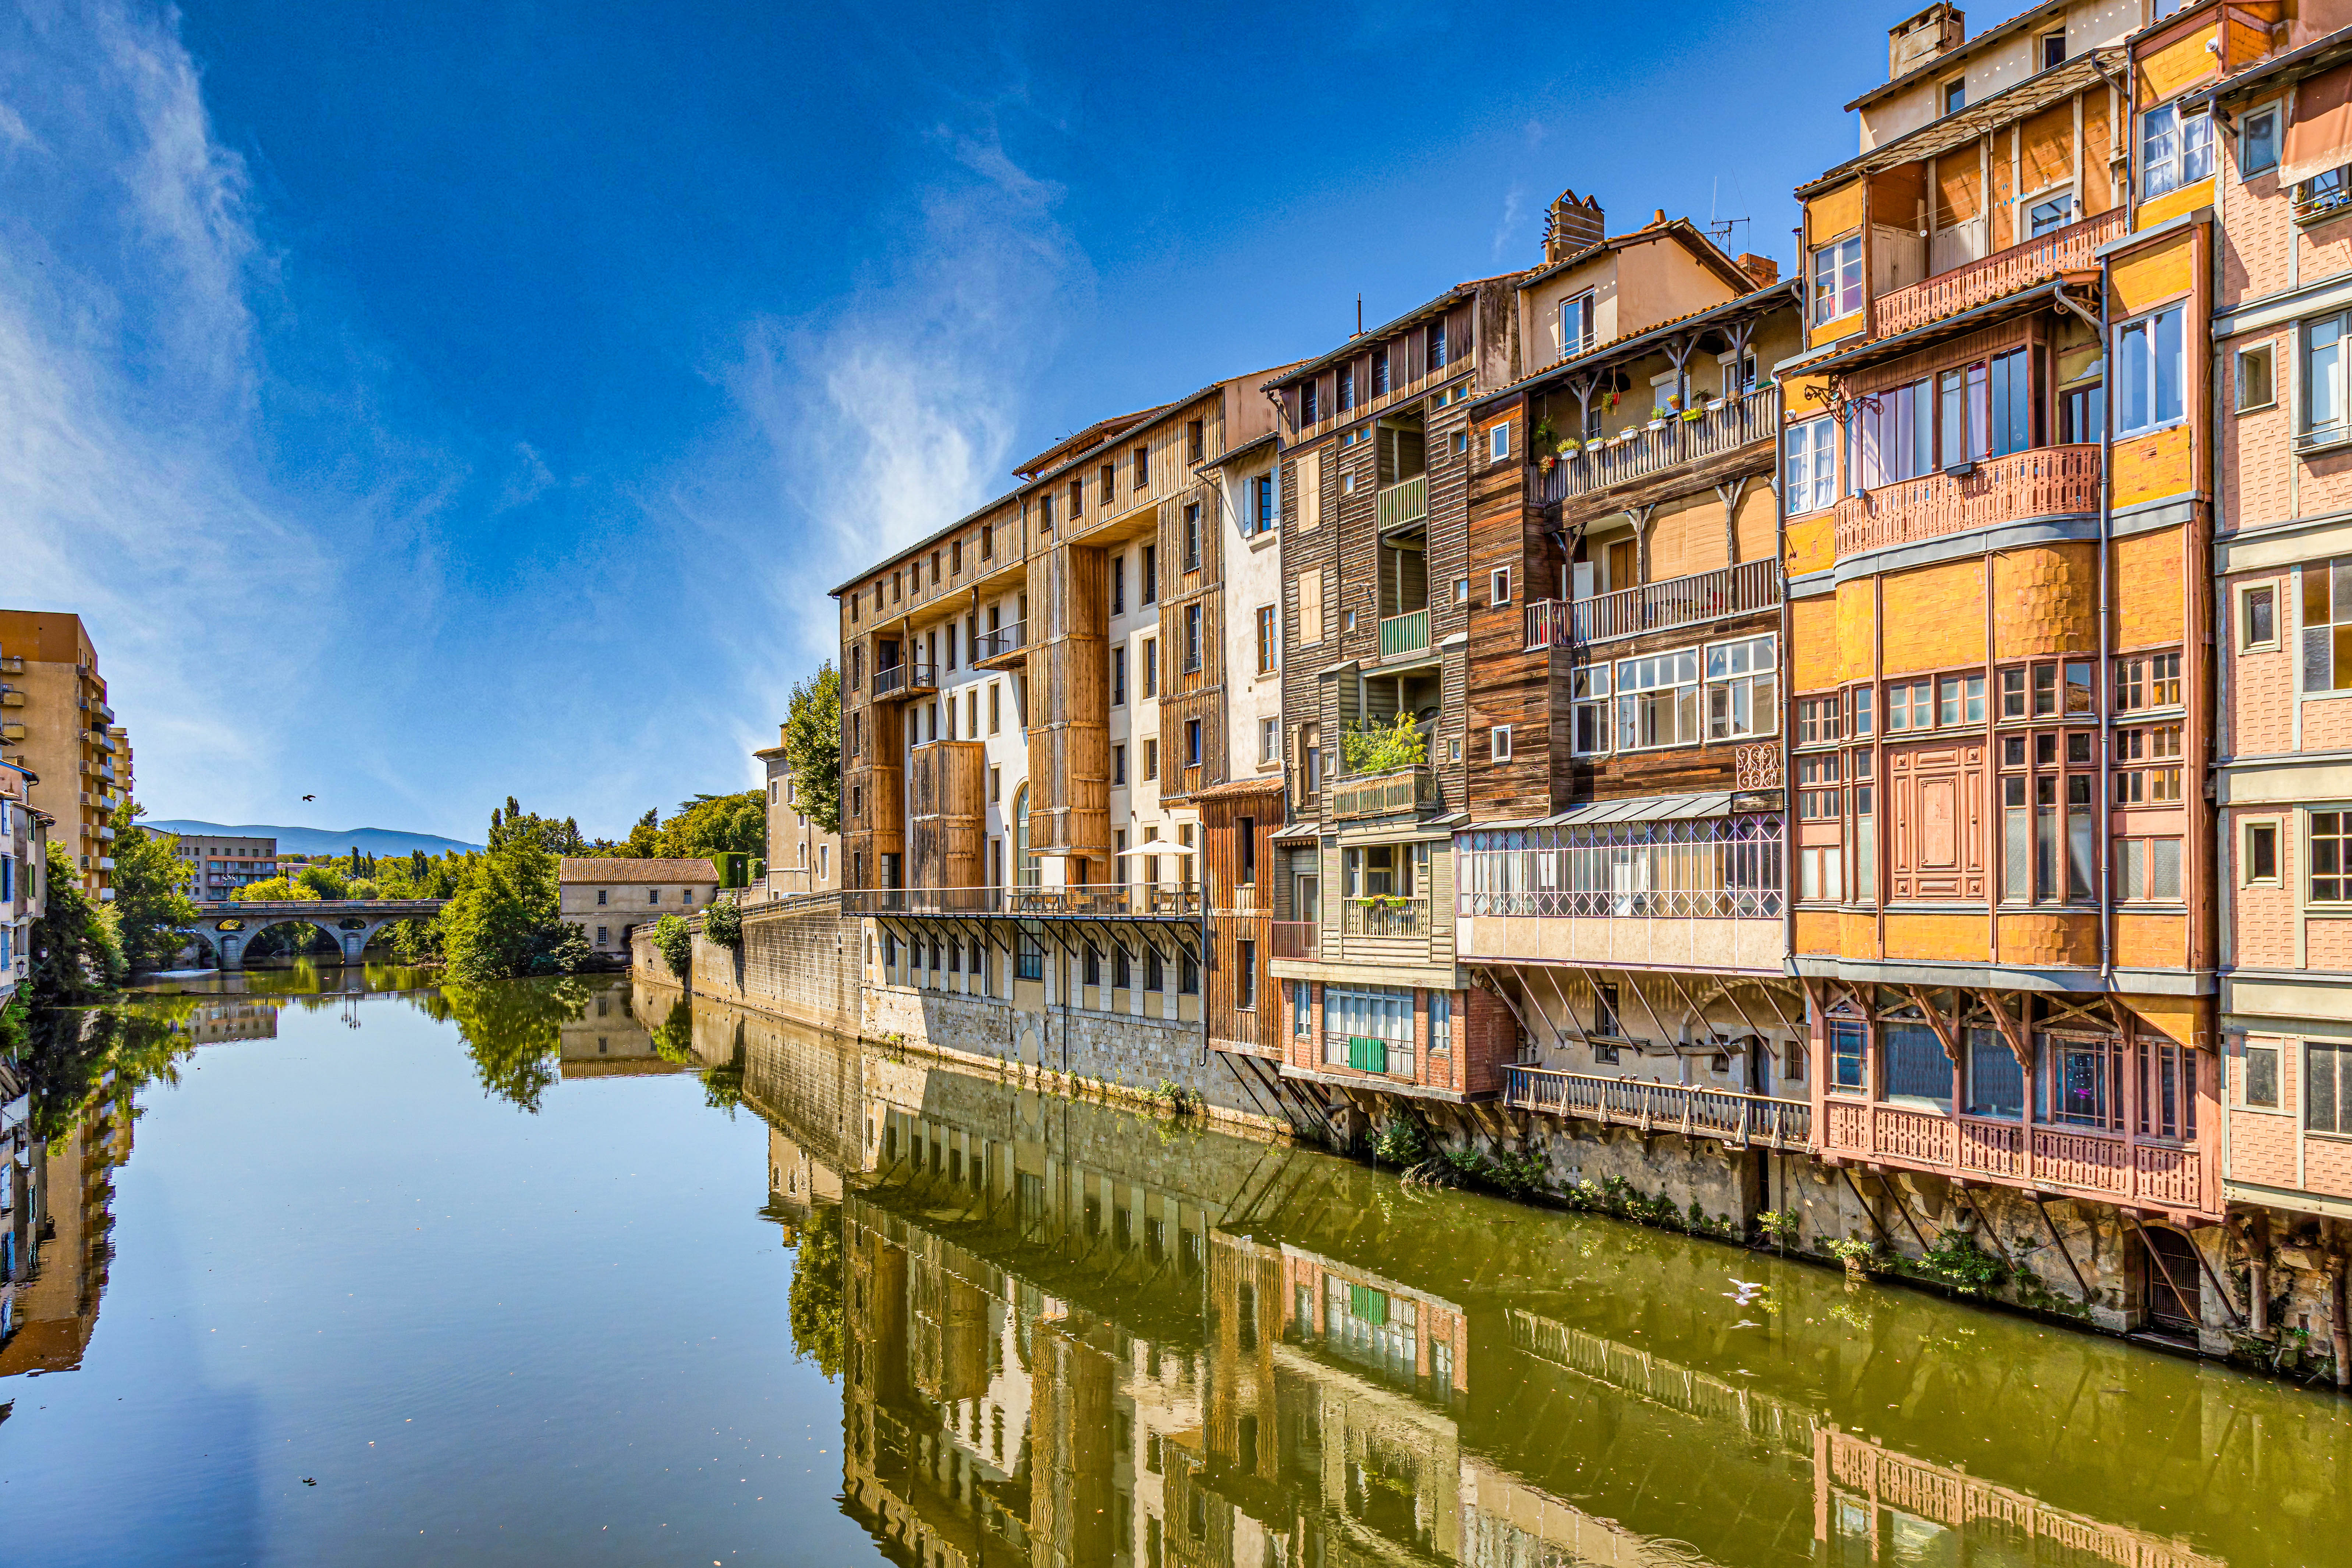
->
[192, 899, 447, 970]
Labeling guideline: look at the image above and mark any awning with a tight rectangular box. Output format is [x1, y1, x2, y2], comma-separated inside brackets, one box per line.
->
[1114, 841, 1195, 858]
[1465, 791, 1736, 833]
[2283, 61, 2352, 189]
[1270, 823, 1323, 842]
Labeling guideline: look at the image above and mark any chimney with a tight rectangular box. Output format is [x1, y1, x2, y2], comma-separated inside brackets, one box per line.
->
[1737, 253, 1780, 288]
[1888, 3, 1964, 82]
[1543, 189, 1605, 264]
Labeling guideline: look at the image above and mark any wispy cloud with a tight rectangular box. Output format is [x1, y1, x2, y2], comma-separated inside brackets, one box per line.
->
[1493, 182, 1528, 259]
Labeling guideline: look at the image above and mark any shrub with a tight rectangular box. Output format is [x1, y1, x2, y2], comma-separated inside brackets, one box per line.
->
[1340, 713, 1427, 775]
[1371, 1118, 1429, 1166]
[702, 897, 743, 950]
[1919, 1230, 2005, 1295]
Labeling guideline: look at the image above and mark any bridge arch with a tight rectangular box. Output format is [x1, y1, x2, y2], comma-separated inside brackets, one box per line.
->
[200, 899, 445, 970]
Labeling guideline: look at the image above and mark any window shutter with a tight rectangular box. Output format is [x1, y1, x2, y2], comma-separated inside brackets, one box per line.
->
[1298, 452, 1322, 530]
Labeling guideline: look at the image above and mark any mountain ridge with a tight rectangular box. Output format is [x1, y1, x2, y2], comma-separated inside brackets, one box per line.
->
[144, 820, 484, 858]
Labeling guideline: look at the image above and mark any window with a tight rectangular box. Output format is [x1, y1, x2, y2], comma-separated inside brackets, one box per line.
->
[2246, 820, 2281, 884]
[1784, 418, 1836, 512]
[1183, 503, 1202, 571]
[1111, 556, 1126, 614]
[1490, 725, 1513, 762]
[1141, 544, 1157, 603]
[2312, 1042, 2352, 1134]
[2115, 306, 2185, 436]
[1185, 718, 1202, 769]
[1429, 317, 1448, 369]
[2241, 102, 2281, 177]
[1253, 473, 1276, 535]
[1112, 646, 1127, 705]
[1143, 738, 1159, 780]
[1967, 1029, 2025, 1120]
[1883, 1022, 1954, 1113]
[1039, 493, 1054, 531]
[2238, 343, 2276, 412]
[1560, 291, 1595, 355]
[1255, 605, 1278, 674]
[648, 889, 660, 905]
[989, 682, 1001, 733]
[1372, 347, 1389, 397]
[596, 888, 607, 906]
[1142, 638, 1157, 696]
[1811, 234, 1863, 324]
[1704, 635, 1778, 739]
[1797, 752, 1841, 819]
[2142, 100, 2214, 198]
[980, 522, 993, 558]
[1489, 422, 1511, 462]
[1490, 566, 1512, 606]
[1132, 444, 1150, 491]
[2240, 1035, 2282, 1107]
[2115, 723, 2183, 803]
[1941, 77, 1964, 116]
[2040, 30, 2065, 70]
[2117, 835, 2184, 900]
[2303, 559, 2352, 689]
[2314, 811, 2352, 901]
[2001, 725, 2099, 903]
[2241, 583, 2278, 650]
[1851, 685, 1873, 737]
[1884, 677, 1930, 731]
[1571, 667, 1609, 753]
[1829, 1019, 1866, 1093]
[1615, 648, 1701, 749]
[1184, 604, 1203, 672]
[1797, 695, 1844, 745]
[1261, 716, 1278, 764]
[1112, 744, 1127, 785]
[2113, 652, 2182, 712]
[1187, 419, 1204, 464]
[1301, 378, 1319, 425]
[2042, 1035, 2120, 1130]
[1235, 940, 1256, 1010]
[1298, 569, 1324, 645]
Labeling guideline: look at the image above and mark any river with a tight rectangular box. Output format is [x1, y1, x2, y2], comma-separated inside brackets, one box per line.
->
[2, 965, 2348, 1565]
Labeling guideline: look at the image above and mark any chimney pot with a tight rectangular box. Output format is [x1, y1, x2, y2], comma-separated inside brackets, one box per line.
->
[1543, 189, 1605, 264]
[1736, 253, 1780, 288]
[1888, 3, 1965, 83]
[1652, 209, 1667, 226]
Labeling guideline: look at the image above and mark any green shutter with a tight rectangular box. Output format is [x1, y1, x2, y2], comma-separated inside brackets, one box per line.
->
[1349, 1035, 1388, 1074]
[1348, 1284, 1388, 1326]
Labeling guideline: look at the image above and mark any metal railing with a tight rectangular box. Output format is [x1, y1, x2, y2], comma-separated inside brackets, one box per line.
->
[1340, 897, 1429, 938]
[973, 623, 1026, 662]
[1506, 1065, 1813, 1151]
[841, 882, 1203, 919]
[1377, 608, 1430, 659]
[1376, 472, 1428, 532]
[869, 659, 939, 700]
[1456, 813, 1784, 920]
[1328, 765, 1438, 822]
[1535, 386, 1775, 504]
[1871, 210, 2122, 338]
[1524, 559, 1782, 650]
[1269, 921, 1318, 960]
[1830, 445, 2101, 557]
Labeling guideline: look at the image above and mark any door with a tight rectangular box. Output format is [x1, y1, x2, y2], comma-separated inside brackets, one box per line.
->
[1606, 538, 1637, 592]
[2143, 1227, 2202, 1338]
[1294, 873, 1319, 925]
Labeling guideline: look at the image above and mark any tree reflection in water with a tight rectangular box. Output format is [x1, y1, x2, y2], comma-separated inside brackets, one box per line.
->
[416, 976, 590, 1113]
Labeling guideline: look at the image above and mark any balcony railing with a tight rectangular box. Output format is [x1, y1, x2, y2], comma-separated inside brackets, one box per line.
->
[1535, 386, 1775, 505]
[1822, 1100, 2206, 1213]
[1506, 1065, 1813, 1152]
[1525, 560, 1782, 650]
[1870, 210, 2122, 339]
[841, 883, 1203, 919]
[1328, 764, 1438, 822]
[869, 659, 939, 700]
[1376, 472, 1428, 532]
[973, 623, 1026, 664]
[1830, 445, 2101, 558]
[1340, 896, 1430, 938]
[1269, 921, 1319, 961]
[1377, 608, 1430, 659]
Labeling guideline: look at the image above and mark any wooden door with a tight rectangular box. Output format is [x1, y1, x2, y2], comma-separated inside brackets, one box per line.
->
[1887, 742, 1986, 900]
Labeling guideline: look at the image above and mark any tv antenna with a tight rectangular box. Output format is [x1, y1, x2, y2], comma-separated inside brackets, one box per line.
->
[1707, 175, 1752, 252]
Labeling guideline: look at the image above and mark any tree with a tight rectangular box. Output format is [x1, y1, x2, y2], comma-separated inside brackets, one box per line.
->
[109, 803, 201, 972]
[782, 662, 842, 834]
[786, 1203, 847, 1379]
[29, 846, 123, 1002]
[701, 896, 742, 950]
[486, 797, 588, 856]
[436, 835, 589, 982]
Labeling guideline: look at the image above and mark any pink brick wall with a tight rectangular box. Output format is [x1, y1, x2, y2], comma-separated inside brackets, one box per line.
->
[2305, 1132, 2352, 1199]
[2223, 576, 2294, 755]
[2218, 364, 2291, 531]
[2309, 920, 2352, 971]
[2227, 805, 2296, 967]
[2229, 1033, 2299, 1188]
[2304, 693, 2352, 751]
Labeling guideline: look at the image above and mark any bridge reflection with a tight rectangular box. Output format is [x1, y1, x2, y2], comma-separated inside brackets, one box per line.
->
[704, 1000, 2313, 1568]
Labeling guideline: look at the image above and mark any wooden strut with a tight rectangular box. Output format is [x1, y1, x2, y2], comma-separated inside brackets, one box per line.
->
[1539, 965, 1597, 1054]
[1982, 990, 2034, 1071]
[2121, 1209, 2204, 1337]
[2029, 1193, 2095, 1308]
[1902, 985, 1962, 1064]
[1840, 1164, 1894, 1247]
[2184, 1222, 2250, 1331]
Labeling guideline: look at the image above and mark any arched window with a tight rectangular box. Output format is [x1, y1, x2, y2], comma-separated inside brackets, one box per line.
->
[1012, 784, 1037, 887]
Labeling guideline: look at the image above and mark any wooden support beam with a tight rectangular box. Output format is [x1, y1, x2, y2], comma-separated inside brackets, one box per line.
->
[1950, 1181, 2018, 1274]
[2029, 1192, 2093, 1308]
[1983, 990, 2033, 1071]
[1840, 1164, 1893, 1247]
[1904, 986, 1962, 1064]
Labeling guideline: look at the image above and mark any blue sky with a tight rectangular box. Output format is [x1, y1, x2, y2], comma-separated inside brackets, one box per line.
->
[6, 0, 1893, 841]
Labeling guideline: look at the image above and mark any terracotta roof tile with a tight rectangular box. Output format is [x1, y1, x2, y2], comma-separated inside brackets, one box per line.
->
[558, 857, 720, 884]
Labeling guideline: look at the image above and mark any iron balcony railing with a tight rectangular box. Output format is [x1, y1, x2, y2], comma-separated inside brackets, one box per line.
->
[841, 882, 1203, 919]
[1535, 385, 1775, 505]
[1830, 445, 2101, 558]
[1870, 210, 2122, 338]
[973, 623, 1026, 662]
[1376, 472, 1428, 532]
[1456, 813, 1785, 920]
[1340, 896, 1430, 938]
[1505, 1065, 1813, 1151]
[1269, 920, 1318, 960]
[1524, 560, 1782, 650]
[1377, 608, 1430, 659]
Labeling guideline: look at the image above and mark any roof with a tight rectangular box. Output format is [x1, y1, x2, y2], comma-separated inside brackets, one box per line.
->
[2203, 22, 2352, 107]
[558, 857, 720, 884]
[1187, 775, 1286, 799]
[1801, 48, 2121, 198]
[1196, 429, 1280, 473]
[1796, 277, 2093, 381]
[1844, 0, 2073, 114]
[1013, 405, 1170, 480]
[1475, 279, 1800, 412]
[1468, 791, 1738, 833]
[1513, 217, 1757, 298]
[1261, 276, 1515, 392]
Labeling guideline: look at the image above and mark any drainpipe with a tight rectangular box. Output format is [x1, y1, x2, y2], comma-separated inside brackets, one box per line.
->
[2053, 286, 2114, 983]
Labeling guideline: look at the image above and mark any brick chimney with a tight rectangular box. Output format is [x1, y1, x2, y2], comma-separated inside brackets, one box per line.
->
[1888, 3, 1964, 81]
[1737, 253, 1780, 288]
[1544, 189, 1604, 264]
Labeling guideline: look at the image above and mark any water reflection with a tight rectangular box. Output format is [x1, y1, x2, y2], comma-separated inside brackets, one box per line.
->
[704, 996, 2349, 1568]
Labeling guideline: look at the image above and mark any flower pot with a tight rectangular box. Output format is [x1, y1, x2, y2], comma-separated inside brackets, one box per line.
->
[1646, 419, 1668, 432]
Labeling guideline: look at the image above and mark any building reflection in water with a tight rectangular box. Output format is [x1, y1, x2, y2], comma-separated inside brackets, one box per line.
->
[721, 999, 2300, 1568]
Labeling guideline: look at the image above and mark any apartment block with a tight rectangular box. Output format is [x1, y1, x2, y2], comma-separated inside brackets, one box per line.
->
[170, 832, 277, 900]
[0, 760, 39, 1001]
[0, 610, 126, 902]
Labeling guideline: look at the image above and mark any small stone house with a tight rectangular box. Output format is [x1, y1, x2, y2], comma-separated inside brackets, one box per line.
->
[557, 857, 720, 957]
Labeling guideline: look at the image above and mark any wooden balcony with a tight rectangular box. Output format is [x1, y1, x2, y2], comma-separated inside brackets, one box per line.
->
[1535, 385, 1775, 505]
[1830, 445, 2100, 558]
[1507, 1065, 1813, 1152]
[1377, 608, 1430, 659]
[1524, 560, 1781, 650]
[869, 660, 939, 702]
[1269, 920, 1318, 961]
[1869, 211, 2122, 339]
[1328, 764, 1438, 822]
[1376, 472, 1427, 532]
[1821, 1100, 2211, 1217]
[971, 624, 1026, 671]
[1341, 896, 1430, 939]
[841, 883, 1203, 919]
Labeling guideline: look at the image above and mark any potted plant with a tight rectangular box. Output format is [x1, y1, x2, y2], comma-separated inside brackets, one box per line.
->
[1646, 408, 1670, 431]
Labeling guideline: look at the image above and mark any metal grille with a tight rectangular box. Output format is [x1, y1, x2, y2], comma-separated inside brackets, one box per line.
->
[1457, 813, 1783, 919]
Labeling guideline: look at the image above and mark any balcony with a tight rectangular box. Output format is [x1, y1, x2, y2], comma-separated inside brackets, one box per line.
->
[1822, 1101, 2208, 1215]
[1870, 211, 2122, 339]
[1328, 764, 1438, 822]
[1536, 386, 1775, 505]
[0, 687, 22, 706]
[1506, 1065, 1813, 1152]
[1524, 560, 1782, 651]
[1377, 609, 1430, 660]
[869, 659, 939, 702]
[840, 882, 1203, 919]
[1341, 896, 1430, 939]
[1376, 473, 1427, 532]
[1830, 445, 2101, 558]
[0, 723, 21, 743]
[1269, 921, 1318, 961]
[972, 623, 1026, 669]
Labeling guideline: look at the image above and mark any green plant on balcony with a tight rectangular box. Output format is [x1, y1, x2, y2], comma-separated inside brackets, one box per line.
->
[1357, 892, 1412, 914]
[1341, 713, 1426, 776]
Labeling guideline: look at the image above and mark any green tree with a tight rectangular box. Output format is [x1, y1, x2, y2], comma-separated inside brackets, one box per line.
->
[701, 896, 743, 950]
[109, 803, 201, 972]
[785, 1203, 847, 1379]
[653, 792, 765, 860]
[437, 836, 589, 982]
[782, 662, 842, 834]
[652, 913, 692, 979]
[486, 797, 588, 856]
[1341, 713, 1429, 774]
[29, 846, 124, 1002]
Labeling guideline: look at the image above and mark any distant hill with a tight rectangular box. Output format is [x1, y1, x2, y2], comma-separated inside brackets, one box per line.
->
[144, 821, 484, 858]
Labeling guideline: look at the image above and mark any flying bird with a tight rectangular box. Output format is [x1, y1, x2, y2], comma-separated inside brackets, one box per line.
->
[302, 794, 315, 802]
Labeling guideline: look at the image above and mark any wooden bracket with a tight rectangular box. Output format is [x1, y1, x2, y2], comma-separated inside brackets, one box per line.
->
[1904, 985, 1961, 1064]
[1983, 990, 2033, 1071]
